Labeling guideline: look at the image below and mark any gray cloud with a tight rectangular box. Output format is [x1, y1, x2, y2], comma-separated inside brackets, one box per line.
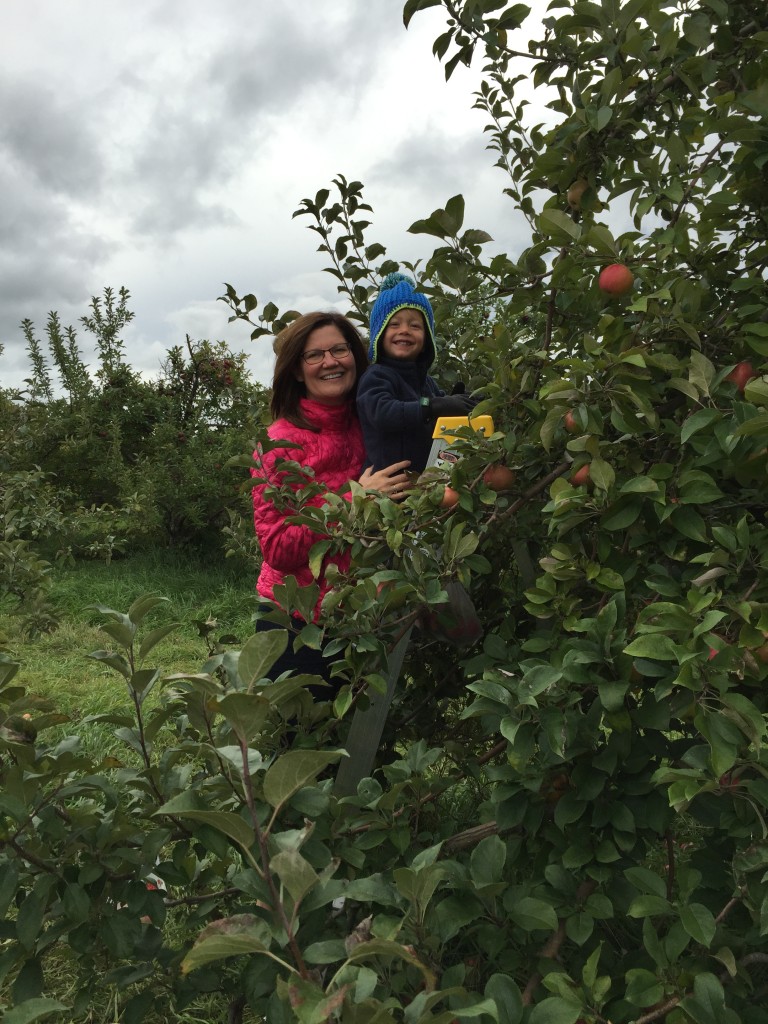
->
[122, 4, 390, 240]
[0, 0, 513, 393]
[0, 75, 104, 197]
[0, 160, 112, 373]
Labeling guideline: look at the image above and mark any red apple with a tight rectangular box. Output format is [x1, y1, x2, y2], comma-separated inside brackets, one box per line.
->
[707, 638, 729, 659]
[441, 486, 460, 508]
[482, 463, 516, 490]
[570, 464, 591, 487]
[544, 772, 570, 804]
[727, 361, 756, 393]
[598, 263, 634, 296]
[563, 409, 581, 434]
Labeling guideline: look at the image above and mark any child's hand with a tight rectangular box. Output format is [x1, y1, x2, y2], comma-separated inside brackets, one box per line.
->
[429, 395, 478, 418]
[359, 460, 412, 499]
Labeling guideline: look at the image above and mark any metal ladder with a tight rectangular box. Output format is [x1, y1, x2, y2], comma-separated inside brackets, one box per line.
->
[333, 414, 494, 797]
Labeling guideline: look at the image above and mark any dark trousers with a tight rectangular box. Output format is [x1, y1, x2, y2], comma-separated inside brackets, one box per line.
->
[255, 615, 340, 701]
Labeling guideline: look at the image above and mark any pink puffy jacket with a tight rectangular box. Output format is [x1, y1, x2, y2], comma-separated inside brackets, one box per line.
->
[251, 398, 365, 618]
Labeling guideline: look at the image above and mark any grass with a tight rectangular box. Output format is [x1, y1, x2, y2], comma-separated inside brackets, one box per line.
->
[2, 549, 259, 714]
[1, 549, 260, 760]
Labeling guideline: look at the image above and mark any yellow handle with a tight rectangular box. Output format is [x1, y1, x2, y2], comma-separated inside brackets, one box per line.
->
[431, 414, 495, 442]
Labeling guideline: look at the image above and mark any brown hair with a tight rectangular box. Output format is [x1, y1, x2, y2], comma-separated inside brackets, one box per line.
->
[270, 312, 368, 430]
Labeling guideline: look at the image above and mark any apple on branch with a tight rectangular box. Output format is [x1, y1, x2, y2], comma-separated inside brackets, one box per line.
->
[566, 179, 589, 210]
[726, 361, 757, 393]
[441, 485, 460, 508]
[482, 463, 516, 491]
[598, 263, 634, 296]
[570, 464, 591, 487]
[563, 409, 582, 434]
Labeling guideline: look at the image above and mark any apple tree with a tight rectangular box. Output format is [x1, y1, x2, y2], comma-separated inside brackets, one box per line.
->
[218, 0, 768, 1020]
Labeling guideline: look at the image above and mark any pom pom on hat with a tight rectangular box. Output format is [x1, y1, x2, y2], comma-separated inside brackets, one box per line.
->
[368, 272, 436, 364]
[379, 271, 412, 290]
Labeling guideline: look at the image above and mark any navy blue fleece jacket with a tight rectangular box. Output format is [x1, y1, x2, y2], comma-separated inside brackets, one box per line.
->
[356, 356, 444, 472]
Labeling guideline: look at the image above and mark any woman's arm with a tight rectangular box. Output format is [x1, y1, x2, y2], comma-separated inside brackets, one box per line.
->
[252, 444, 331, 573]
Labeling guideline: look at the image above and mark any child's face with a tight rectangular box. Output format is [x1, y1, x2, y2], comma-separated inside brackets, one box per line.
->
[381, 308, 426, 361]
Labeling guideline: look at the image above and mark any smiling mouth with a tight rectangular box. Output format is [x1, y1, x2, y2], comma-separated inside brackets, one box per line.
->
[320, 371, 345, 380]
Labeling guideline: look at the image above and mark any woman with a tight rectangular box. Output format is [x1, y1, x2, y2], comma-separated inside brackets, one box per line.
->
[251, 311, 411, 688]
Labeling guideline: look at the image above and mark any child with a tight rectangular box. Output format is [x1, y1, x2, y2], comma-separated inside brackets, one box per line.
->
[356, 273, 477, 473]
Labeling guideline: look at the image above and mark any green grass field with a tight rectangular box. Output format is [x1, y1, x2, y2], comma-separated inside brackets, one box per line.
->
[1, 549, 259, 744]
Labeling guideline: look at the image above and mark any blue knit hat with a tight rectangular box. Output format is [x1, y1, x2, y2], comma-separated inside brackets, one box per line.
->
[368, 272, 436, 366]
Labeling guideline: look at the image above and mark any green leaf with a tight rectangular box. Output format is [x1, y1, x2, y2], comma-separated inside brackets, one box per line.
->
[681, 408, 721, 443]
[263, 749, 343, 809]
[394, 863, 446, 914]
[155, 803, 255, 852]
[127, 593, 169, 626]
[462, 229, 494, 246]
[624, 867, 667, 898]
[87, 650, 131, 679]
[238, 630, 289, 687]
[679, 903, 716, 947]
[444, 193, 466, 235]
[16, 894, 45, 951]
[679, 470, 723, 505]
[589, 457, 615, 491]
[679, 972, 739, 1024]
[528, 998, 581, 1024]
[218, 692, 271, 743]
[720, 692, 767, 746]
[181, 932, 271, 975]
[602, 500, 641, 531]
[671, 506, 708, 542]
[127, 668, 159, 698]
[628, 894, 672, 918]
[508, 896, 558, 932]
[484, 974, 523, 1024]
[744, 376, 768, 406]
[619, 477, 659, 495]
[0, 862, 20, 917]
[623, 635, 678, 661]
[689, 351, 715, 396]
[470, 835, 506, 885]
[270, 850, 319, 903]
[138, 622, 181, 661]
[625, 968, 663, 1008]
[98, 620, 136, 648]
[308, 540, 332, 580]
[303, 939, 347, 964]
[538, 209, 581, 241]
[2, 999, 70, 1024]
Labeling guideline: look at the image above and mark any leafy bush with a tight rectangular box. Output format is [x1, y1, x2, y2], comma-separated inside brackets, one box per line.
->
[2, 295, 269, 564]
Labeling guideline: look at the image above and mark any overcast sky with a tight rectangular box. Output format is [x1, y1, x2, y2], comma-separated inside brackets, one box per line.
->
[0, 0, 540, 393]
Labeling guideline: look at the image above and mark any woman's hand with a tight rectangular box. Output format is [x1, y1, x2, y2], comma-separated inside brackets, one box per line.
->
[359, 460, 412, 499]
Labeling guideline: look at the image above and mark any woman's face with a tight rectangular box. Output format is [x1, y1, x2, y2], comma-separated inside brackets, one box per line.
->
[295, 324, 357, 405]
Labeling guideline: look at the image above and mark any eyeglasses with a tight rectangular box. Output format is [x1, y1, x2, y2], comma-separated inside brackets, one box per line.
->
[301, 343, 352, 365]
